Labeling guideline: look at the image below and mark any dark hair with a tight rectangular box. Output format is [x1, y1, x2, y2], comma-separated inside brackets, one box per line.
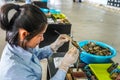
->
[0, 3, 47, 46]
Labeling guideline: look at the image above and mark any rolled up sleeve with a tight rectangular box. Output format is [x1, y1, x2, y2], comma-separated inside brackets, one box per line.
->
[50, 69, 67, 80]
[33, 46, 53, 60]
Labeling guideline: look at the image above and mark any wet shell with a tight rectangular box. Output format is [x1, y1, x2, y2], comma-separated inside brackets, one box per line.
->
[82, 42, 111, 56]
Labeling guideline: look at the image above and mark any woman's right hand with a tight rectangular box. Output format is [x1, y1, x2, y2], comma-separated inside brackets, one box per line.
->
[59, 47, 79, 71]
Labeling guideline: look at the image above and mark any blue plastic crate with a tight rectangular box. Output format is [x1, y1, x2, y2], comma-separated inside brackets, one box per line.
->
[40, 8, 49, 13]
[40, 0, 48, 2]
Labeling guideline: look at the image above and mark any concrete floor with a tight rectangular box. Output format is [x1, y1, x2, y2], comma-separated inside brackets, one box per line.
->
[0, 0, 120, 64]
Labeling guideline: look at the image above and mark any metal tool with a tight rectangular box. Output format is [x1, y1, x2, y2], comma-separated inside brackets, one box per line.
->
[54, 30, 82, 71]
[71, 40, 82, 71]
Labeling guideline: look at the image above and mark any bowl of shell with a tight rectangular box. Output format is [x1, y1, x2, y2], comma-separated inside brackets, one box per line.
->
[78, 40, 117, 64]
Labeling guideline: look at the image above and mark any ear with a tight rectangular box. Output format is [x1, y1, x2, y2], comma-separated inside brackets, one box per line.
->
[19, 28, 29, 41]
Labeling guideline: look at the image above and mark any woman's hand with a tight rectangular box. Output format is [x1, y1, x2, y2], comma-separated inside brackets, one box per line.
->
[59, 47, 79, 71]
[50, 34, 70, 53]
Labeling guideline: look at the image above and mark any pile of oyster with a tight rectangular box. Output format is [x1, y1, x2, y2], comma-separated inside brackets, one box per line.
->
[82, 42, 111, 56]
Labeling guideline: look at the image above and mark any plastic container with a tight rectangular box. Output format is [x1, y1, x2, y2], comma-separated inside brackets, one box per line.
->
[89, 64, 112, 80]
[40, 0, 48, 2]
[49, 9, 56, 14]
[49, 9, 61, 14]
[40, 8, 49, 14]
[78, 40, 117, 64]
[55, 9, 61, 14]
[89, 64, 120, 80]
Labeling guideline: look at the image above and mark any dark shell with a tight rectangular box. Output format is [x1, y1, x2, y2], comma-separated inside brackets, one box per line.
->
[82, 42, 111, 56]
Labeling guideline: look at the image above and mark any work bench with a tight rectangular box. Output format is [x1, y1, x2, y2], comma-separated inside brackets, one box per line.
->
[47, 52, 115, 80]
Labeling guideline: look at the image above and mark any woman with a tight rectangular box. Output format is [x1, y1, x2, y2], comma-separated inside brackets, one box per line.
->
[0, 3, 79, 80]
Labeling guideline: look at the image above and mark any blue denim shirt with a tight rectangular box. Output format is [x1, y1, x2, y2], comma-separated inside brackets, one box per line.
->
[0, 43, 66, 80]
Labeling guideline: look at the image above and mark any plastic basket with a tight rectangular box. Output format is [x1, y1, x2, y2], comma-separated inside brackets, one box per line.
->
[78, 40, 117, 64]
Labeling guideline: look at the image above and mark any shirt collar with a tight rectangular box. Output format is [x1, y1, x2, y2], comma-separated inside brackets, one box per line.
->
[7, 43, 33, 64]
